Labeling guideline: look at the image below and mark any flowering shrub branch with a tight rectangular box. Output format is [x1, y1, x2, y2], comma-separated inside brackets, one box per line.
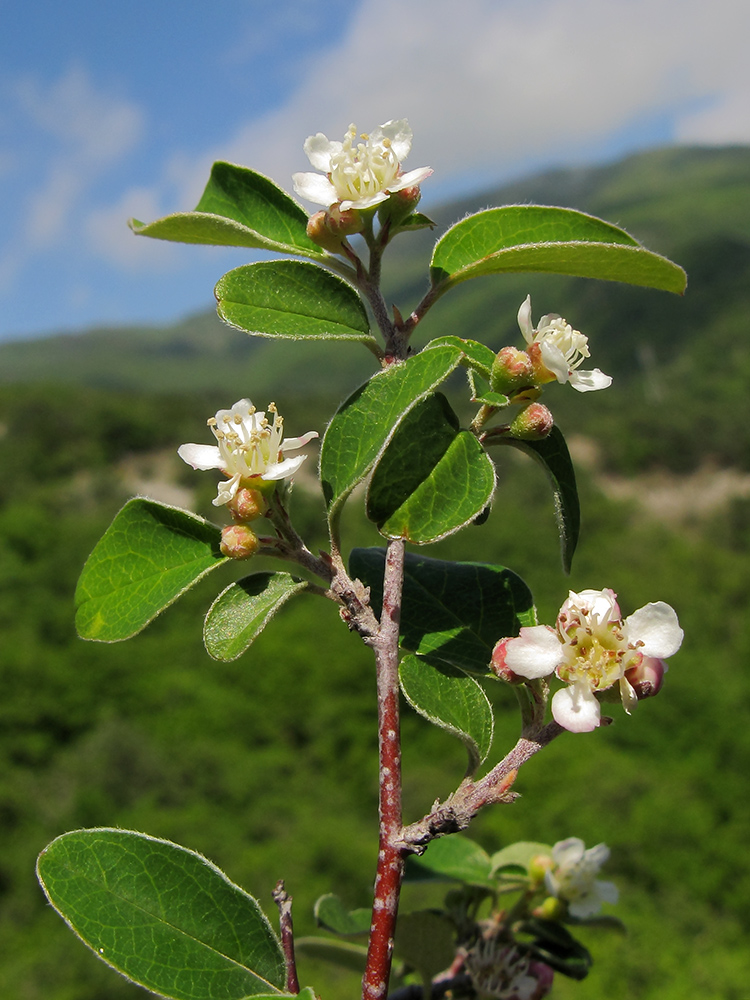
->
[38, 116, 688, 1000]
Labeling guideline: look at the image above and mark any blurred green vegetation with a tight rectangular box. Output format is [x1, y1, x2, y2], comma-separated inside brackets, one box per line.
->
[1, 145, 749, 999]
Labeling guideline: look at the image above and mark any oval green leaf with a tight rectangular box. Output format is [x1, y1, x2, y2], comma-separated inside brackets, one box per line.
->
[215, 261, 376, 349]
[320, 344, 463, 517]
[314, 894, 371, 936]
[37, 828, 286, 1000]
[349, 549, 536, 676]
[204, 572, 309, 662]
[490, 426, 580, 572]
[430, 205, 686, 294]
[366, 392, 496, 544]
[75, 498, 227, 642]
[405, 834, 493, 886]
[400, 654, 494, 774]
[130, 161, 328, 260]
[490, 842, 553, 876]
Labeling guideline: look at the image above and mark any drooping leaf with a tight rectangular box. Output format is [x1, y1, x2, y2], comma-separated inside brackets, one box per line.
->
[314, 894, 371, 936]
[366, 393, 496, 544]
[517, 918, 593, 980]
[349, 549, 536, 676]
[405, 835, 493, 887]
[37, 828, 287, 1000]
[75, 498, 227, 642]
[494, 426, 580, 572]
[430, 205, 687, 294]
[399, 654, 493, 774]
[130, 161, 329, 260]
[215, 261, 378, 350]
[490, 842, 553, 876]
[203, 573, 308, 661]
[320, 344, 463, 517]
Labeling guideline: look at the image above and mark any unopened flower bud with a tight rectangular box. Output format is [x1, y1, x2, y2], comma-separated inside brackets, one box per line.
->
[228, 487, 268, 523]
[306, 206, 362, 252]
[533, 895, 565, 921]
[490, 347, 535, 395]
[491, 638, 524, 684]
[379, 184, 422, 227]
[528, 853, 555, 884]
[624, 656, 668, 699]
[220, 524, 259, 560]
[528, 961, 555, 1000]
[508, 403, 554, 441]
[527, 342, 560, 387]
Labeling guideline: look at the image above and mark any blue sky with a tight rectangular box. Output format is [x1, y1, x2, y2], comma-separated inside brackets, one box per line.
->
[1, 0, 748, 342]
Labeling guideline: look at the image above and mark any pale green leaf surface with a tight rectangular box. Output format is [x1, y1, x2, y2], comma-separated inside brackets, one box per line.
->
[491, 842, 553, 875]
[320, 344, 463, 516]
[36, 828, 286, 1000]
[367, 393, 496, 543]
[405, 835, 493, 886]
[349, 549, 535, 675]
[314, 894, 371, 936]
[496, 426, 580, 572]
[399, 654, 493, 773]
[130, 162, 326, 259]
[430, 206, 687, 294]
[203, 573, 308, 662]
[75, 498, 227, 642]
[215, 261, 376, 347]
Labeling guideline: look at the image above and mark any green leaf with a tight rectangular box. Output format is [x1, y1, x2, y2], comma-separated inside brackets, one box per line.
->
[430, 205, 687, 294]
[314, 894, 371, 936]
[366, 393, 496, 544]
[518, 918, 593, 980]
[130, 161, 327, 259]
[490, 842, 552, 876]
[36, 828, 287, 1000]
[495, 426, 580, 572]
[75, 498, 227, 642]
[425, 335, 497, 377]
[215, 261, 378, 350]
[203, 573, 308, 662]
[320, 344, 463, 517]
[399, 654, 493, 774]
[406, 835, 493, 886]
[349, 549, 536, 676]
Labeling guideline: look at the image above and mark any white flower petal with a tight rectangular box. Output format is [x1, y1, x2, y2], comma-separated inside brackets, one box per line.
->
[538, 340, 571, 382]
[292, 171, 338, 207]
[281, 430, 319, 451]
[551, 683, 601, 733]
[503, 625, 563, 679]
[375, 118, 413, 160]
[625, 602, 683, 658]
[303, 132, 340, 171]
[340, 190, 391, 211]
[392, 165, 433, 189]
[517, 295, 534, 343]
[568, 368, 613, 392]
[261, 453, 309, 481]
[551, 837, 586, 868]
[177, 443, 224, 471]
[619, 676, 638, 714]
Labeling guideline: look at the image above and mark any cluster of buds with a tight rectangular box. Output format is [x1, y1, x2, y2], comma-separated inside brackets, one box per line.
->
[492, 588, 683, 732]
[178, 399, 317, 559]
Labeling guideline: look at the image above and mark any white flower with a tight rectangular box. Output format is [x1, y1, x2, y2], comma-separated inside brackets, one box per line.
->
[496, 588, 683, 733]
[518, 295, 612, 392]
[545, 837, 618, 919]
[292, 119, 432, 211]
[178, 399, 318, 507]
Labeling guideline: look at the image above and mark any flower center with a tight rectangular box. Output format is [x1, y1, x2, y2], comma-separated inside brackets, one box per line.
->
[209, 402, 283, 479]
[329, 124, 401, 203]
[556, 616, 634, 691]
[536, 318, 591, 371]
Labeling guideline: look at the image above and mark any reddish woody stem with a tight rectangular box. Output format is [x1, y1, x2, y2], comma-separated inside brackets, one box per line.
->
[362, 538, 406, 1000]
[272, 880, 300, 994]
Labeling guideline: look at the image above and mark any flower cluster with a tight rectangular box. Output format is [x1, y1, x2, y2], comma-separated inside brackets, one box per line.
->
[544, 838, 618, 919]
[492, 588, 683, 732]
[293, 119, 432, 211]
[178, 399, 318, 507]
[464, 939, 553, 1000]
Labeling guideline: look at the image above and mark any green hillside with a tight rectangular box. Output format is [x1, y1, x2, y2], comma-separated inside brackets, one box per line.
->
[1, 145, 749, 1000]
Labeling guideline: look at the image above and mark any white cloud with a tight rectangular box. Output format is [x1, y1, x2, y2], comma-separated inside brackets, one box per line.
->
[198, 0, 750, 201]
[84, 185, 181, 269]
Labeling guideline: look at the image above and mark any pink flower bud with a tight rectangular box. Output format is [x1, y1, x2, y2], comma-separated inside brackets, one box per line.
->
[490, 346, 535, 395]
[491, 638, 523, 683]
[220, 524, 259, 560]
[228, 487, 268, 523]
[508, 402, 554, 440]
[624, 656, 667, 699]
[379, 184, 423, 227]
[306, 206, 362, 251]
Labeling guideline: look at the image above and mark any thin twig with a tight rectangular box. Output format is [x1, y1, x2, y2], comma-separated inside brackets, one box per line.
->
[272, 880, 300, 995]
